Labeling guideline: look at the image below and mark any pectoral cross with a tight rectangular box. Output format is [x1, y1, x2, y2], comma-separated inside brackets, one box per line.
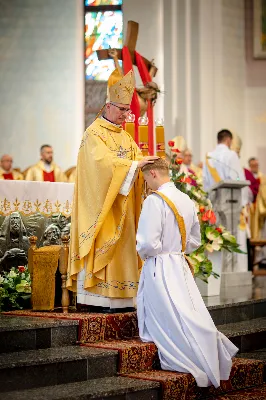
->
[117, 146, 128, 159]
[97, 20, 157, 77]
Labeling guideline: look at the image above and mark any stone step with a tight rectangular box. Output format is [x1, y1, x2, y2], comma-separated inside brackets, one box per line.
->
[237, 348, 266, 362]
[207, 298, 266, 326]
[0, 345, 118, 393]
[1, 376, 160, 399]
[218, 317, 266, 353]
[0, 315, 79, 353]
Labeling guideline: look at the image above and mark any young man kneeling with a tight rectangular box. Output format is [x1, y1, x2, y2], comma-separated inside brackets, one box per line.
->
[136, 158, 238, 388]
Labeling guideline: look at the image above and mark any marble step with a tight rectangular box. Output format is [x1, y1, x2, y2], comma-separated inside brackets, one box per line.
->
[207, 298, 266, 326]
[218, 317, 266, 353]
[0, 315, 79, 353]
[0, 345, 118, 393]
[237, 348, 266, 362]
[1, 376, 160, 400]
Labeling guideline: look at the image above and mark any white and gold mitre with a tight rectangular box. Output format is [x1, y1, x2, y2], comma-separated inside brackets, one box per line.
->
[107, 69, 135, 105]
[170, 135, 187, 152]
[231, 133, 242, 153]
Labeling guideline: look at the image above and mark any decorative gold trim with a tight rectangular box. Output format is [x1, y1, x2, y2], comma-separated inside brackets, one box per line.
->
[0, 197, 72, 217]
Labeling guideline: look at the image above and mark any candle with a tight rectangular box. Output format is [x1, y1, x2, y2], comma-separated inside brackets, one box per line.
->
[138, 116, 149, 156]
[125, 113, 135, 141]
[155, 118, 165, 157]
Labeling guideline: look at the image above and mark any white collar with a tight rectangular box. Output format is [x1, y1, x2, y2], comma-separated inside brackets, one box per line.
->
[215, 143, 230, 151]
[101, 116, 121, 128]
[157, 181, 173, 191]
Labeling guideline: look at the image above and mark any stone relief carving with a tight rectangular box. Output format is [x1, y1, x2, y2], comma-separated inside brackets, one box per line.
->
[0, 212, 30, 272]
[0, 212, 71, 272]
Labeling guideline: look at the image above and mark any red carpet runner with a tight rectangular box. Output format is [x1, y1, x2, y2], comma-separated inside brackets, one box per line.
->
[2, 310, 138, 342]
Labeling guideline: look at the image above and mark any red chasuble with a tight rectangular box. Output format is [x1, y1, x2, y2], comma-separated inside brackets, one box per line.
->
[3, 173, 14, 180]
[43, 171, 55, 182]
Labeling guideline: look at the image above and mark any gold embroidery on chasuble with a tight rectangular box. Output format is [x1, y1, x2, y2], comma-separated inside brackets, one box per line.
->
[67, 118, 142, 298]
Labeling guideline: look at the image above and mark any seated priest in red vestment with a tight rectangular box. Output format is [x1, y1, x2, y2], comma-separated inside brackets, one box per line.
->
[0, 154, 23, 180]
[25, 145, 67, 182]
[244, 157, 262, 203]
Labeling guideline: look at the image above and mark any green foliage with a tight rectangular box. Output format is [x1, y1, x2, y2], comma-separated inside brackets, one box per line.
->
[0, 266, 31, 312]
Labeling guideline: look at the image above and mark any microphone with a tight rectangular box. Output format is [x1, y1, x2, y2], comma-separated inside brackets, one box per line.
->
[206, 155, 240, 180]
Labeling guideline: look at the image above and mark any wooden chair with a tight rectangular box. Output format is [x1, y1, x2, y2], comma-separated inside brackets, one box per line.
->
[28, 235, 70, 313]
[247, 238, 266, 275]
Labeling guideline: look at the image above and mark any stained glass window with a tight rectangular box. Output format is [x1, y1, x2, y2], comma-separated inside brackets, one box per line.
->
[85, 10, 123, 80]
[85, 0, 122, 5]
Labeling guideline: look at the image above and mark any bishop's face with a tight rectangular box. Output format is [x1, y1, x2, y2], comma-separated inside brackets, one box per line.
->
[105, 103, 131, 125]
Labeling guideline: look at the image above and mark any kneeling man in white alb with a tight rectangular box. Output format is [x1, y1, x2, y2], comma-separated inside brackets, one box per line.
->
[136, 158, 238, 388]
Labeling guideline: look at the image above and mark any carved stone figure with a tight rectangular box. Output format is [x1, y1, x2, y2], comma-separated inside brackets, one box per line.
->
[50, 213, 69, 231]
[0, 212, 30, 272]
[42, 224, 61, 247]
[61, 223, 71, 239]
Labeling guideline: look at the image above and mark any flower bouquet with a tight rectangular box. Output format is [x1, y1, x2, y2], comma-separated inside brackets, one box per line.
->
[0, 266, 31, 311]
[168, 142, 244, 283]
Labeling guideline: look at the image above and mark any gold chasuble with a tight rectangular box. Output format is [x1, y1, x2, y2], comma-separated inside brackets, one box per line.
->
[25, 161, 67, 182]
[66, 118, 143, 298]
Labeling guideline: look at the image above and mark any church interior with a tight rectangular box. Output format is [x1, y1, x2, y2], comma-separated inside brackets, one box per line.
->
[1, 0, 266, 398]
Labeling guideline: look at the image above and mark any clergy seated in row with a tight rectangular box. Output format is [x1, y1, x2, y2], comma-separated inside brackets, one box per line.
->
[67, 68, 157, 312]
[0, 154, 23, 180]
[244, 157, 262, 203]
[203, 129, 245, 201]
[25, 144, 67, 182]
[244, 157, 266, 240]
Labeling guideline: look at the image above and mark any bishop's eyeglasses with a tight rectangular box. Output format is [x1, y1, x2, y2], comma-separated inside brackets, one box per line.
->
[110, 103, 132, 114]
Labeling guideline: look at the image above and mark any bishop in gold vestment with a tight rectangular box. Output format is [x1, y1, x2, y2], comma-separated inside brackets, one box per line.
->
[67, 69, 156, 310]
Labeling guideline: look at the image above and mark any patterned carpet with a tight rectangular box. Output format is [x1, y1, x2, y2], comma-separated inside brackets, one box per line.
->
[82, 338, 159, 374]
[2, 309, 138, 342]
[84, 337, 265, 399]
[211, 384, 266, 399]
[123, 358, 264, 399]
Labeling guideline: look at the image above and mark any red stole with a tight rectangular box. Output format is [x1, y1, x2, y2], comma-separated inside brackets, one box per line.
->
[3, 173, 14, 180]
[43, 170, 55, 182]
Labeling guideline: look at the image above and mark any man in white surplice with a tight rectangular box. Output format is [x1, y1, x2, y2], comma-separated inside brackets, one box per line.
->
[203, 129, 245, 195]
[137, 158, 238, 388]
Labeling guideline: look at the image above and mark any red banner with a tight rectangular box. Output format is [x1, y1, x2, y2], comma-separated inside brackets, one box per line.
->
[122, 46, 154, 154]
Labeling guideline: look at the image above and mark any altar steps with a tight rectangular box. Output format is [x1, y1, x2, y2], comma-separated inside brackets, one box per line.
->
[2, 296, 266, 399]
